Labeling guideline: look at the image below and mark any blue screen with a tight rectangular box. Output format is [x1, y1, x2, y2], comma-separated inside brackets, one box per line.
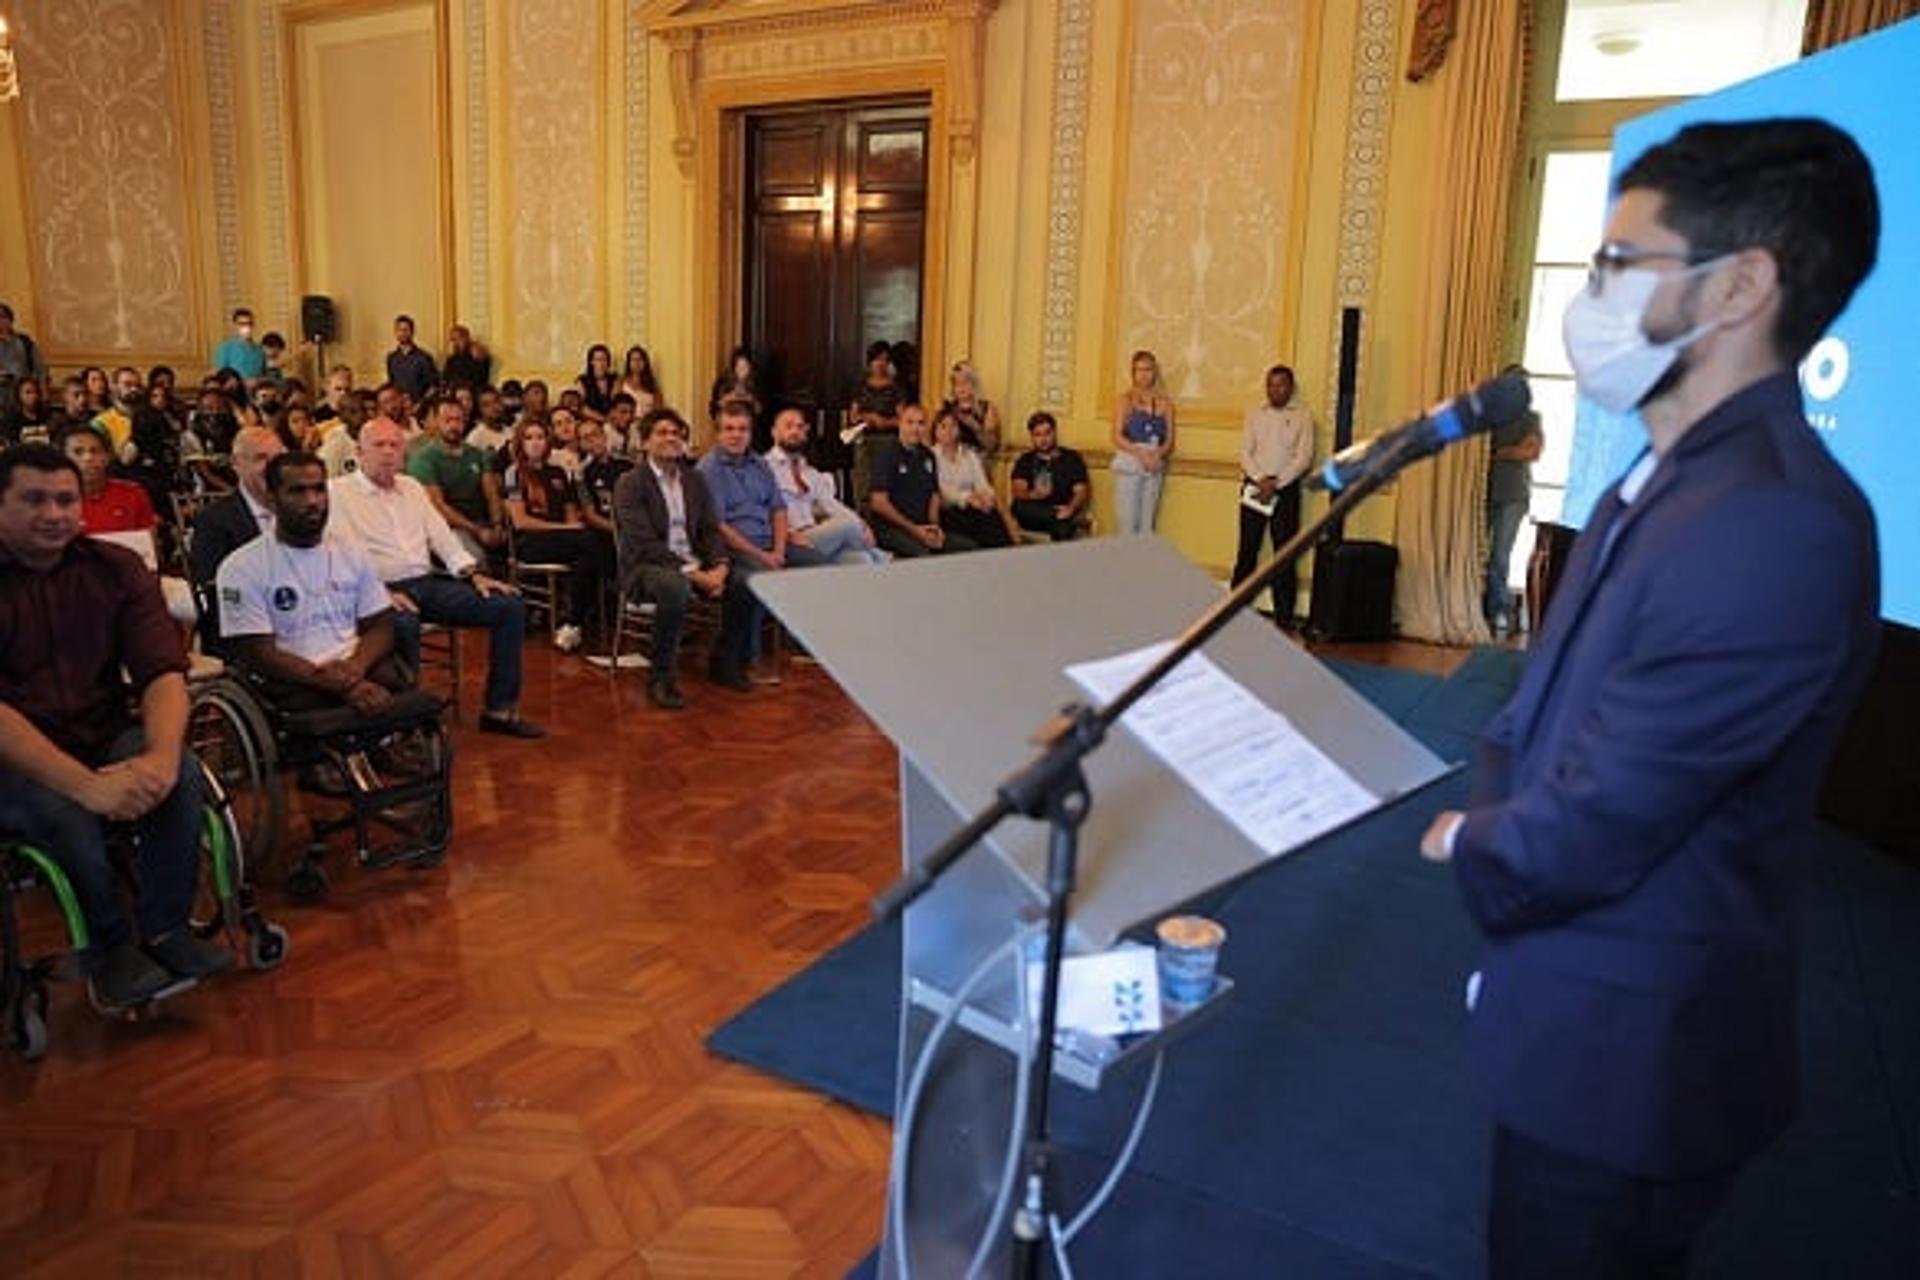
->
[1561, 17, 1920, 627]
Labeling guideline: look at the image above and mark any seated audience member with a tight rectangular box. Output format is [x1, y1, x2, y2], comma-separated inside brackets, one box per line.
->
[62, 423, 156, 536]
[931, 407, 1015, 549]
[614, 409, 753, 706]
[578, 344, 618, 420]
[546, 406, 585, 479]
[466, 385, 512, 456]
[621, 345, 662, 417]
[848, 340, 903, 437]
[187, 426, 286, 591]
[699, 399, 830, 574]
[184, 384, 241, 488]
[82, 366, 112, 414]
[2, 375, 53, 445]
[328, 417, 543, 738]
[316, 389, 371, 478]
[50, 376, 92, 439]
[708, 345, 763, 425]
[217, 452, 412, 713]
[260, 332, 291, 386]
[1009, 411, 1091, 542]
[603, 393, 639, 458]
[442, 325, 491, 392]
[0, 443, 235, 1009]
[407, 395, 506, 566]
[942, 361, 1003, 455]
[867, 404, 971, 558]
[577, 417, 632, 542]
[276, 403, 315, 453]
[92, 366, 145, 460]
[765, 407, 886, 566]
[501, 419, 608, 654]
[516, 379, 551, 428]
[315, 364, 354, 423]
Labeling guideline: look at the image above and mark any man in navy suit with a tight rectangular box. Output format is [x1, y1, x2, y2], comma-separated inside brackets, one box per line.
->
[1420, 119, 1882, 1278]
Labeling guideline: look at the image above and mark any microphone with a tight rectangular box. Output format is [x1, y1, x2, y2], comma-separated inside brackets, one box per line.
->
[1304, 373, 1531, 493]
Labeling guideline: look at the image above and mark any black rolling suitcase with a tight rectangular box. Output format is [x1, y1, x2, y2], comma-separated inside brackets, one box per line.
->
[1308, 538, 1397, 641]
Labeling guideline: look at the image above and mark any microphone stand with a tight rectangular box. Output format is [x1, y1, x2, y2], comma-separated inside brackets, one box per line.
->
[873, 444, 1410, 1279]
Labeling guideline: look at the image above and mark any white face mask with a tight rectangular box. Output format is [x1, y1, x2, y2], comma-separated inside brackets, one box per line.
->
[1562, 258, 1724, 414]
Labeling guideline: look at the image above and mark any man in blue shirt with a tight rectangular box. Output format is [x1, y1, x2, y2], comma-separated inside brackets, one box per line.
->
[696, 398, 829, 574]
[385, 315, 438, 403]
[211, 308, 267, 379]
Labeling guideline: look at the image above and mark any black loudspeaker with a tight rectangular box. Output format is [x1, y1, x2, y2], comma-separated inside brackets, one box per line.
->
[301, 295, 337, 344]
[1308, 539, 1398, 642]
[1334, 306, 1361, 453]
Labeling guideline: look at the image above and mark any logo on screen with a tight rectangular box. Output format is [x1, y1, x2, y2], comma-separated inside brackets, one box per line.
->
[1800, 336, 1849, 433]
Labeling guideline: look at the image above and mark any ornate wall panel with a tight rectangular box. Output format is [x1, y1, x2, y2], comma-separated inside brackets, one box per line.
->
[1037, 0, 1093, 412]
[625, 4, 649, 342]
[256, 2, 293, 324]
[506, 0, 604, 370]
[1324, 0, 1399, 423]
[204, 0, 244, 312]
[463, 0, 492, 332]
[1115, 0, 1307, 406]
[14, 0, 197, 355]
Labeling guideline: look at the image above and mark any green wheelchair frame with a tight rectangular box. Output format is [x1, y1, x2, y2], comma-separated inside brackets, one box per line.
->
[1, 757, 289, 1062]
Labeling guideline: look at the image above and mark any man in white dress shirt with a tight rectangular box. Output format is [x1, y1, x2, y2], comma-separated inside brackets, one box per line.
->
[763, 408, 887, 566]
[1233, 365, 1316, 629]
[328, 417, 543, 738]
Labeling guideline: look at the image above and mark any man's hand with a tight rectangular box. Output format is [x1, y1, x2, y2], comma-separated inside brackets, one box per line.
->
[345, 680, 392, 716]
[1054, 504, 1076, 521]
[1257, 476, 1279, 502]
[315, 658, 364, 693]
[758, 547, 785, 570]
[689, 564, 728, 597]
[471, 573, 517, 598]
[1420, 811, 1464, 863]
[388, 589, 420, 614]
[478, 525, 507, 549]
[916, 524, 945, 549]
[79, 765, 165, 822]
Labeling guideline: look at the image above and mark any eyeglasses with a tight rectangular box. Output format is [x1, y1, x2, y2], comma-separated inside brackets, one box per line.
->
[1585, 243, 1721, 295]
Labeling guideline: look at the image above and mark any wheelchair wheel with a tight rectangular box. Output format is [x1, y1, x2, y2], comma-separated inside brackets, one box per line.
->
[190, 678, 284, 875]
[246, 920, 290, 971]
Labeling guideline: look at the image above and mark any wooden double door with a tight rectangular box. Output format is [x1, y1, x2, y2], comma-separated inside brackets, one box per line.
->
[740, 98, 930, 428]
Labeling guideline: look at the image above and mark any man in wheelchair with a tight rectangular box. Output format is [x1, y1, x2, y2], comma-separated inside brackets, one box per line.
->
[0, 443, 236, 1010]
[214, 451, 450, 891]
[214, 451, 413, 714]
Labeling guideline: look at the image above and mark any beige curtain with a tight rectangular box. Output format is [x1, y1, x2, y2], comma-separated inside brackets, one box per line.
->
[1803, 0, 1920, 53]
[1392, 0, 1529, 645]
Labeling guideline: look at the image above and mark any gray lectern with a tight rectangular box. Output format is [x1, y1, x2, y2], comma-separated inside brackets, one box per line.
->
[753, 535, 1450, 1276]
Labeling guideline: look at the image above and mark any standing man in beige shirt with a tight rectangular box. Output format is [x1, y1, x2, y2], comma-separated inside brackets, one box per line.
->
[1234, 365, 1316, 629]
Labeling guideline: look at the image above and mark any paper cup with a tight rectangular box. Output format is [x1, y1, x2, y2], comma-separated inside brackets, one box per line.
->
[1156, 915, 1226, 1010]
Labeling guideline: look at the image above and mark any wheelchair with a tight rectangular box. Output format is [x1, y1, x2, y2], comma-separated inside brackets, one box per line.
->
[187, 667, 454, 903]
[1, 757, 289, 1063]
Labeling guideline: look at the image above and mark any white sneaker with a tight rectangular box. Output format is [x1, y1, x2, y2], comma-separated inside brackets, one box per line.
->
[554, 624, 583, 653]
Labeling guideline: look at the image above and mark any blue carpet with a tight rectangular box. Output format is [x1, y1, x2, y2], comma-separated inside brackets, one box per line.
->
[705, 647, 1920, 1278]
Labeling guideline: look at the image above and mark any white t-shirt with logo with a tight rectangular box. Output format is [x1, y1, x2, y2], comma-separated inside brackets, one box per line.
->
[215, 533, 392, 665]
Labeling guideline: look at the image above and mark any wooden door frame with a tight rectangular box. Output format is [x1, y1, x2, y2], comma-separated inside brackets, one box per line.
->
[705, 67, 952, 423]
[735, 95, 934, 413]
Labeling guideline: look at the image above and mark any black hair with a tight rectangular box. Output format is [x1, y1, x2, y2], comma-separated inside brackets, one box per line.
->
[865, 340, 892, 364]
[1616, 118, 1879, 364]
[1026, 411, 1057, 433]
[148, 365, 176, 387]
[610, 391, 636, 410]
[1266, 364, 1295, 381]
[261, 332, 286, 352]
[641, 407, 690, 440]
[265, 451, 325, 493]
[394, 314, 415, 328]
[232, 307, 253, 322]
[0, 443, 80, 493]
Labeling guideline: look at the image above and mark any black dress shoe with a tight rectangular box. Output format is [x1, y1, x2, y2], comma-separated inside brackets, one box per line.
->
[145, 931, 238, 980]
[89, 943, 176, 1009]
[479, 713, 547, 739]
[647, 678, 686, 710]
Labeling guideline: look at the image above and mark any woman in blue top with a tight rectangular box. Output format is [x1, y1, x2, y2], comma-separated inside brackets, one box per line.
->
[1109, 349, 1176, 534]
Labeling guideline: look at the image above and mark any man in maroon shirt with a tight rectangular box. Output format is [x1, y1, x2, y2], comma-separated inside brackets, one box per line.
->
[0, 444, 234, 1008]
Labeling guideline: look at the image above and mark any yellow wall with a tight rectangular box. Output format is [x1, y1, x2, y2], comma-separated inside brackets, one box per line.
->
[0, 0, 1469, 580]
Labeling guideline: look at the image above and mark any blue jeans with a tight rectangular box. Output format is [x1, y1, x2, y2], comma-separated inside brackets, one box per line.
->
[0, 728, 202, 953]
[1485, 499, 1529, 622]
[392, 573, 527, 715]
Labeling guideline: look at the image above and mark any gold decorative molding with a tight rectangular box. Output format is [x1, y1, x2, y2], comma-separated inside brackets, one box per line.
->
[1037, 0, 1093, 412]
[625, 3, 649, 339]
[462, 0, 490, 331]
[257, 2, 294, 322]
[204, 0, 244, 312]
[1324, 0, 1399, 428]
[664, 27, 698, 177]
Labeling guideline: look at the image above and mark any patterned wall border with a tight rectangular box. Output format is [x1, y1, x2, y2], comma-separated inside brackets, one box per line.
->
[625, 6, 648, 341]
[463, 0, 490, 331]
[257, 3, 293, 323]
[1036, 0, 1093, 412]
[1324, 0, 1398, 421]
[204, 0, 244, 312]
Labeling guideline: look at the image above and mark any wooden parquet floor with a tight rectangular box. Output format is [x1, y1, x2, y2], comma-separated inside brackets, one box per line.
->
[1, 641, 901, 1279]
[0, 630, 1466, 1278]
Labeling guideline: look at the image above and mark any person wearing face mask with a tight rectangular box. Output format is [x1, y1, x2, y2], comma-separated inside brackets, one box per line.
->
[1417, 119, 1883, 1279]
[212, 308, 268, 381]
